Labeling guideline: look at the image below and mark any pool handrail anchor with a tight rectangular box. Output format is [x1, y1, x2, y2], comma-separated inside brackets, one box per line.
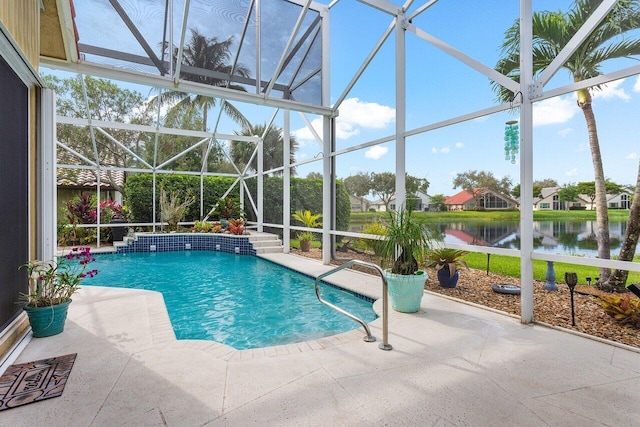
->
[314, 260, 392, 351]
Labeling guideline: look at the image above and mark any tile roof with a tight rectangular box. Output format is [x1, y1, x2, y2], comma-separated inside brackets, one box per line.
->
[445, 190, 474, 205]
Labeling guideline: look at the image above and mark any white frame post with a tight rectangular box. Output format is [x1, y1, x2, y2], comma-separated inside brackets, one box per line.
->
[519, 0, 534, 323]
[394, 12, 406, 210]
[322, 115, 331, 264]
[257, 137, 264, 232]
[283, 110, 291, 252]
[38, 88, 57, 261]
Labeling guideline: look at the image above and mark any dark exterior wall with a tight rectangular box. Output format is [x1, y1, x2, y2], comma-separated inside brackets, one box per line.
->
[0, 54, 29, 330]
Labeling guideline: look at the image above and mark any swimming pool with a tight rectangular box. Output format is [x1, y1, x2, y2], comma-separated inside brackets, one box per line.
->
[83, 251, 377, 349]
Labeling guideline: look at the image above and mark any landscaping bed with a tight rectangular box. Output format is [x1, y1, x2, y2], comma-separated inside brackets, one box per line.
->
[295, 248, 640, 350]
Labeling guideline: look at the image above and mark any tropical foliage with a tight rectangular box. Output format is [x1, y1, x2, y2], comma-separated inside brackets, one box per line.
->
[159, 188, 195, 232]
[231, 123, 298, 175]
[425, 248, 469, 278]
[379, 207, 438, 275]
[599, 293, 640, 328]
[494, 0, 640, 290]
[292, 210, 322, 242]
[153, 28, 251, 172]
[45, 74, 154, 194]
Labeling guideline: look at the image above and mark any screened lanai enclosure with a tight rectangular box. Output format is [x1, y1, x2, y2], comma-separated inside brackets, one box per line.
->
[38, 0, 640, 324]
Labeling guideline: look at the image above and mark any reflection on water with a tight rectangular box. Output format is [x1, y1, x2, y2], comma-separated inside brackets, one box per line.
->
[350, 220, 632, 258]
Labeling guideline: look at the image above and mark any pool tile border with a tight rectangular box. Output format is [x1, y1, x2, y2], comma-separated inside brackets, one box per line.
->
[116, 233, 257, 255]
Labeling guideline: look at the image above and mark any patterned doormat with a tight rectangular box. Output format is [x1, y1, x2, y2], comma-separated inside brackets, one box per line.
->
[0, 353, 77, 411]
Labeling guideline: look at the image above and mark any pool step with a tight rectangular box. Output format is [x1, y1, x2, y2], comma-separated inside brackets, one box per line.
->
[248, 232, 284, 254]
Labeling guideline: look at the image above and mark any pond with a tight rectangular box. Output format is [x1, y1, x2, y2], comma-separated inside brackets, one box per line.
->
[350, 219, 635, 258]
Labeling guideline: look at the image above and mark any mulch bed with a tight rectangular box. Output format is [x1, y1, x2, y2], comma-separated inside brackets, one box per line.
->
[295, 248, 640, 350]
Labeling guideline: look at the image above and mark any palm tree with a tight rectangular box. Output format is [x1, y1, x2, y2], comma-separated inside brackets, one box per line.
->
[230, 123, 299, 176]
[608, 160, 640, 288]
[493, 0, 640, 291]
[154, 29, 251, 171]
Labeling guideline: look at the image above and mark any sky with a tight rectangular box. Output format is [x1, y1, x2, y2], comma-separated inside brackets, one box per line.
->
[44, 0, 640, 198]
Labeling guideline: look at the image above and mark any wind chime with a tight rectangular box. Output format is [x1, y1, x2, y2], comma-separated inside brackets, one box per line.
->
[504, 120, 519, 164]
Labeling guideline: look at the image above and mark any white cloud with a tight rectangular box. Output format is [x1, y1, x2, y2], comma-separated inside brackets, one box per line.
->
[365, 146, 388, 160]
[558, 128, 573, 138]
[634, 76, 640, 93]
[626, 153, 639, 160]
[293, 98, 395, 143]
[292, 118, 323, 145]
[533, 96, 577, 126]
[565, 168, 578, 177]
[592, 79, 630, 101]
[455, 142, 464, 148]
[431, 146, 452, 154]
[575, 143, 588, 153]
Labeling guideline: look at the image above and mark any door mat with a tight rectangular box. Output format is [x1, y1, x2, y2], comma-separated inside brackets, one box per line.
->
[0, 353, 77, 411]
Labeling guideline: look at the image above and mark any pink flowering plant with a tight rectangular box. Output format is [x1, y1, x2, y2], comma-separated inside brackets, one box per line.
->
[19, 247, 98, 307]
[98, 199, 130, 222]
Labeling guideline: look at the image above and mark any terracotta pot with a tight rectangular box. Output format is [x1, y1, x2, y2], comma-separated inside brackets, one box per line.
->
[300, 240, 312, 252]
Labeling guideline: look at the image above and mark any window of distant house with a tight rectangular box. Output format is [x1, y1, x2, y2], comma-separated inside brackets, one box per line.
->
[621, 194, 630, 209]
[540, 203, 550, 209]
[481, 193, 508, 209]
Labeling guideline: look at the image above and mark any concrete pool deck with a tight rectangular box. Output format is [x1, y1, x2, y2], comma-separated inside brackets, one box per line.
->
[3, 252, 640, 426]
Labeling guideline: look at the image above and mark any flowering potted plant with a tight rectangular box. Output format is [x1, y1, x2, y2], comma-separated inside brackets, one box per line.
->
[19, 247, 98, 337]
[100, 199, 130, 241]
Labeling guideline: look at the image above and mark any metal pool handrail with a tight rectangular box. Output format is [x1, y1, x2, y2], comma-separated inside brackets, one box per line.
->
[314, 260, 392, 351]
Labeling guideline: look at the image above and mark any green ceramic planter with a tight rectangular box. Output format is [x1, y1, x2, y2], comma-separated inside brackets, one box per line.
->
[23, 300, 72, 338]
[385, 270, 427, 313]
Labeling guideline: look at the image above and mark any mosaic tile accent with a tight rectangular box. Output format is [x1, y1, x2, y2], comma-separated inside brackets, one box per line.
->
[116, 233, 257, 256]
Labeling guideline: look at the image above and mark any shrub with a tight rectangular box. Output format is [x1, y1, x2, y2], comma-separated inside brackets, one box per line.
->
[124, 174, 238, 222]
[66, 192, 96, 224]
[244, 176, 350, 232]
[599, 294, 640, 328]
[123, 174, 350, 232]
[359, 222, 387, 256]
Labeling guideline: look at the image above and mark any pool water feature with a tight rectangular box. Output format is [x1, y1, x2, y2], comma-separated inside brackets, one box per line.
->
[83, 251, 377, 350]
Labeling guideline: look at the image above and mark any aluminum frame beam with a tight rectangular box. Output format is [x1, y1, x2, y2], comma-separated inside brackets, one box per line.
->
[108, 0, 167, 75]
[42, 57, 334, 116]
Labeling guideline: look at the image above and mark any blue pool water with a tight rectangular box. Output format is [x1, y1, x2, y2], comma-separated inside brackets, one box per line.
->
[83, 251, 377, 349]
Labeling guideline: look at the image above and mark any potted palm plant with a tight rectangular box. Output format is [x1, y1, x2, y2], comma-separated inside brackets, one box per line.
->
[292, 210, 322, 252]
[379, 207, 438, 312]
[19, 247, 98, 337]
[425, 248, 469, 288]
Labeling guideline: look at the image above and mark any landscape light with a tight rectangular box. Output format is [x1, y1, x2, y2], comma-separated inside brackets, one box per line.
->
[565, 272, 578, 326]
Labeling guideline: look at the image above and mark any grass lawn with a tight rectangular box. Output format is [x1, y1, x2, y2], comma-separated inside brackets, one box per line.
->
[289, 239, 321, 250]
[348, 210, 638, 285]
[465, 252, 640, 285]
[350, 209, 631, 223]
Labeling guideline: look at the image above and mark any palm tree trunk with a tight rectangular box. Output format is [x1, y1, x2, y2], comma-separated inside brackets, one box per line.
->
[579, 99, 611, 287]
[604, 160, 640, 292]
